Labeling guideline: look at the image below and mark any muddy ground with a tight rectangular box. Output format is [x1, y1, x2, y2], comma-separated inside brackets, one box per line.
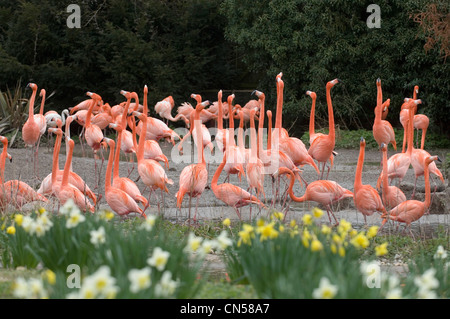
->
[3, 138, 449, 235]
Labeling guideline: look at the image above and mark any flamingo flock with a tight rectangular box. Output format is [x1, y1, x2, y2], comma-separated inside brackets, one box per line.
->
[0, 75, 445, 234]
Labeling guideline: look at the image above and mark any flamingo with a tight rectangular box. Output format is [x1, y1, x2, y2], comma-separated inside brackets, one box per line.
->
[103, 137, 146, 219]
[176, 101, 217, 124]
[306, 90, 334, 169]
[372, 78, 396, 150]
[69, 99, 100, 115]
[154, 95, 189, 125]
[91, 102, 113, 130]
[353, 137, 388, 225]
[0, 136, 48, 210]
[307, 78, 341, 179]
[215, 90, 229, 153]
[45, 109, 70, 128]
[380, 143, 406, 209]
[84, 92, 105, 154]
[22, 83, 42, 177]
[400, 86, 419, 152]
[175, 100, 210, 223]
[274, 167, 353, 226]
[246, 109, 265, 219]
[381, 156, 439, 234]
[381, 99, 390, 120]
[252, 90, 265, 159]
[37, 124, 97, 205]
[212, 153, 265, 221]
[133, 86, 173, 213]
[272, 73, 290, 141]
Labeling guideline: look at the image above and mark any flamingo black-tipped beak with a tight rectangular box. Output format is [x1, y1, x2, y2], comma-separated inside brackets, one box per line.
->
[336, 78, 342, 84]
[360, 137, 364, 142]
[251, 90, 256, 96]
[376, 78, 381, 83]
[437, 156, 442, 163]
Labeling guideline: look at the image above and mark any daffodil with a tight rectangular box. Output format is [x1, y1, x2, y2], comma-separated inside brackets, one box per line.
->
[302, 214, 312, 226]
[148, 247, 170, 271]
[332, 233, 342, 245]
[433, 245, 447, 260]
[330, 243, 337, 254]
[321, 225, 331, 235]
[238, 224, 254, 247]
[279, 225, 285, 232]
[338, 245, 345, 257]
[256, 218, 265, 227]
[201, 239, 216, 255]
[367, 226, 379, 239]
[414, 268, 439, 292]
[289, 219, 296, 228]
[350, 232, 370, 249]
[337, 219, 352, 234]
[6, 226, 15, 235]
[184, 232, 203, 253]
[21, 216, 34, 233]
[257, 222, 279, 241]
[12, 277, 29, 299]
[271, 211, 284, 221]
[59, 199, 80, 216]
[311, 238, 323, 252]
[38, 207, 47, 215]
[416, 288, 437, 299]
[14, 214, 24, 226]
[312, 207, 324, 219]
[312, 277, 338, 299]
[154, 271, 179, 298]
[128, 267, 152, 293]
[215, 230, 233, 250]
[32, 219, 47, 237]
[98, 210, 115, 221]
[140, 215, 157, 231]
[66, 209, 86, 229]
[82, 266, 118, 299]
[37, 211, 53, 231]
[90, 226, 106, 247]
[222, 218, 231, 227]
[43, 269, 56, 285]
[375, 242, 388, 257]
[385, 287, 402, 299]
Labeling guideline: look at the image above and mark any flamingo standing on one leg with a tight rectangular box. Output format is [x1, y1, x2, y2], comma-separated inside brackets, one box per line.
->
[381, 156, 439, 234]
[307, 79, 340, 179]
[212, 153, 265, 221]
[175, 100, 210, 223]
[274, 167, 353, 226]
[0, 136, 48, 210]
[380, 143, 406, 209]
[372, 78, 397, 150]
[353, 137, 388, 226]
[103, 137, 146, 219]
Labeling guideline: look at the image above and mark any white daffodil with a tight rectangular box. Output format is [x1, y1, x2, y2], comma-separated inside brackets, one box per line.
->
[414, 268, 439, 292]
[154, 271, 179, 298]
[184, 232, 203, 254]
[28, 278, 48, 299]
[215, 230, 232, 251]
[140, 215, 157, 231]
[128, 267, 152, 293]
[12, 277, 30, 299]
[90, 226, 106, 247]
[200, 239, 216, 255]
[21, 215, 35, 234]
[37, 211, 53, 231]
[32, 218, 47, 237]
[433, 245, 447, 260]
[147, 247, 170, 271]
[83, 266, 118, 299]
[59, 199, 80, 216]
[385, 287, 402, 299]
[312, 277, 338, 299]
[417, 287, 438, 299]
[66, 209, 86, 229]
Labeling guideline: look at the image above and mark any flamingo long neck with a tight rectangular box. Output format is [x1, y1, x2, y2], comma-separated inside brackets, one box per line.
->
[28, 87, 37, 123]
[194, 111, 204, 165]
[39, 90, 46, 115]
[137, 90, 147, 162]
[61, 141, 74, 187]
[382, 148, 389, 196]
[267, 111, 272, 151]
[250, 111, 257, 161]
[375, 82, 383, 123]
[0, 140, 8, 183]
[413, 86, 419, 100]
[424, 160, 431, 208]
[131, 116, 139, 153]
[51, 132, 62, 185]
[105, 141, 114, 191]
[326, 84, 335, 141]
[113, 130, 122, 179]
[257, 94, 265, 157]
[275, 78, 284, 138]
[85, 99, 96, 127]
[354, 142, 365, 190]
[218, 91, 223, 130]
[278, 167, 305, 202]
[406, 103, 414, 156]
[65, 117, 73, 171]
[211, 156, 226, 190]
[227, 96, 235, 147]
[309, 94, 317, 138]
[237, 112, 244, 153]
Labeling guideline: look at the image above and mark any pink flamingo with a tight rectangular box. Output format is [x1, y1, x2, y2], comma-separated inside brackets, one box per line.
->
[69, 99, 100, 115]
[380, 143, 406, 209]
[104, 137, 146, 219]
[275, 167, 353, 226]
[215, 90, 229, 153]
[381, 156, 439, 234]
[133, 86, 173, 213]
[175, 100, 210, 223]
[353, 137, 388, 225]
[56, 136, 95, 213]
[372, 78, 397, 150]
[0, 136, 48, 210]
[400, 86, 419, 152]
[155, 95, 189, 125]
[212, 153, 265, 221]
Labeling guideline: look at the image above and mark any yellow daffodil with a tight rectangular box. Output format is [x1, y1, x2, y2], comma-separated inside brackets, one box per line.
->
[330, 243, 337, 254]
[311, 238, 323, 252]
[332, 234, 342, 245]
[375, 242, 388, 256]
[14, 214, 24, 226]
[302, 214, 313, 226]
[367, 226, 379, 239]
[38, 207, 46, 215]
[290, 219, 297, 228]
[6, 226, 16, 235]
[271, 211, 284, 221]
[257, 222, 279, 241]
[351, 232, 370, 249]
[338, 245, 346, 257]
[312, 207, 324, 219]
[279, 225, 285, 233]
[256, 218, 265, 227]
[349, 229, 358, 238]
[312, 277, 338, 299]
[222, 218, 231, 227]
[337, 219, 352, 234]
[321, 225, 332, 235]
[43, 270, 56, 285]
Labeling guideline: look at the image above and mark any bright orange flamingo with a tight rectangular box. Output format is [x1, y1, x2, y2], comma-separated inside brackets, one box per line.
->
[372, 78, 396, 150]
[380, 143, 406, 209]
[175, 100, 210, 223]
[274, 167, 353, 226]
[69, 99, 100, 115]
[212, 153, 265, 221]
[37, 123, 97, 206]
[307, 79, 340, 179]
[22, 83, 42, 177]
[0, 136, 48, 210]
[246, 109, 265, 219]
[353, 137, 388, 225]
[133, 86, 173, 213]
[56, 136, 95, 213]
[381, 156, 439, 234]
[104, 137, 146, 219]
[306, 90, 334, 169]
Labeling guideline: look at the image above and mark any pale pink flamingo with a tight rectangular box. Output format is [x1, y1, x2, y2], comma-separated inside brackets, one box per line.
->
[175, 100, 210, 223]
[154, 96, 189, 126]
[84, 92, 105, 155]
[176, 101, 217, 125]
[372, 78, 397, 150]
[409, 86, 429, 150]
[214, 90, 229, 153]
[69, 99, 100, 115]
[212, 153, 265, 221]
[380, 143, 406, 209]
[353, 137, 388, 225]
[0, 136, 48, 210]
[133, 86, 173, 213]
[104, 137, 146, 219]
